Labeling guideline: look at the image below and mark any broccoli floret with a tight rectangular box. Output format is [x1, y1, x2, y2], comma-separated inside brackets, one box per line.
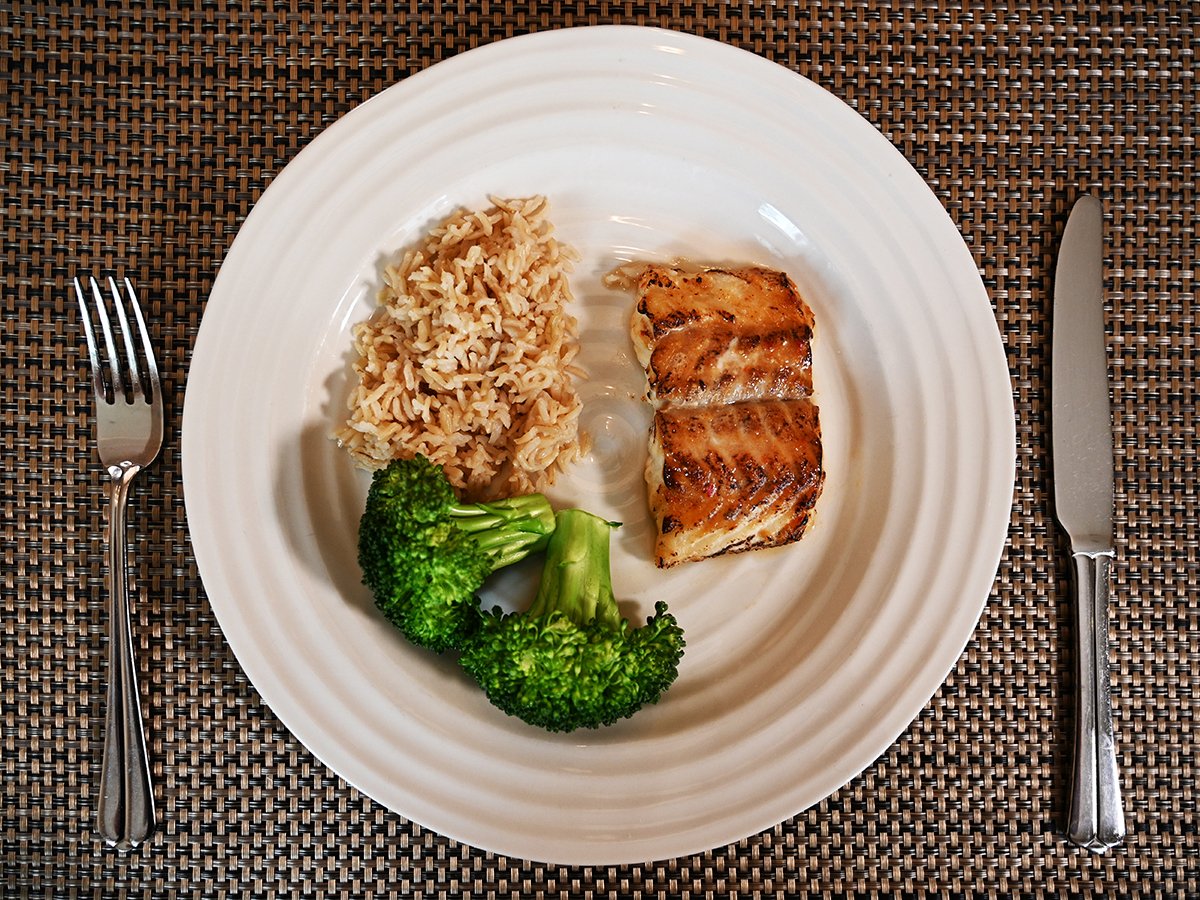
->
[458, 508, 686, 732]
[357, 455, 556, 653]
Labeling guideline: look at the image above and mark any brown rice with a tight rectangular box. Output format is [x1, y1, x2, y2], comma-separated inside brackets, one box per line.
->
[335, 196, 585, 501]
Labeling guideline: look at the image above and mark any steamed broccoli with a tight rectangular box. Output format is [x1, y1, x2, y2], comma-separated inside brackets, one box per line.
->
[458, 508, 686, 732]
[357, 455, 556, 653]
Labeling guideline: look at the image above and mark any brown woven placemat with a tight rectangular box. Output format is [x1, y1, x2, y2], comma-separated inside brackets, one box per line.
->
[3, 2, 1195, 897]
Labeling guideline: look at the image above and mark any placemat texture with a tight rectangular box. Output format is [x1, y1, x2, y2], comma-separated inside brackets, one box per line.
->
[2, 2, 1195, 898]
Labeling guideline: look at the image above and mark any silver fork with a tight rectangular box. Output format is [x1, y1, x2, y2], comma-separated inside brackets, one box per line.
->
[75, 275, 163, 850]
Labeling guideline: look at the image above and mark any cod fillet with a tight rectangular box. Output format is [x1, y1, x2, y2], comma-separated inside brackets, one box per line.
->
[629, 265, 816, 408]
[618, 262, 825, 567]
[647, 399, 824, 567]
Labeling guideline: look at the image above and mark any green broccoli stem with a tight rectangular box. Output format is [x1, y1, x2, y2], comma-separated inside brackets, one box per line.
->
[528, 509, 622, 630]
[448, 494, 556, 570]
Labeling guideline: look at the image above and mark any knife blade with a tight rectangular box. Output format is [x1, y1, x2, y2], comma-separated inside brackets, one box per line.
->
[1052, 193, 1125, 851]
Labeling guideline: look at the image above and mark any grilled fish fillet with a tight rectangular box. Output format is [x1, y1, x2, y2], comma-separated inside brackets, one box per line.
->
[614, 262, 825, 567]
[629, 265, 816, 407]
[647, 399, 824, 568]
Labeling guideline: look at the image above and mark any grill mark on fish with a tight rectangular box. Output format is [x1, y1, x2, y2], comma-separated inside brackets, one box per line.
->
[648, 324, 814, 407]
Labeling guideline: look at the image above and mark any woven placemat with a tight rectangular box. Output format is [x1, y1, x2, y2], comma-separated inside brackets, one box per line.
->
[3, 2, 1195, 897]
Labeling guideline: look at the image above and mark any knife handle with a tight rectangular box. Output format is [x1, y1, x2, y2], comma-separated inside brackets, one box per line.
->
[1066, 550, 1126, 851]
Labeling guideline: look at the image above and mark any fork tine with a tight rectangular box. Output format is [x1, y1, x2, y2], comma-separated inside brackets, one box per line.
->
[88, 276, 122, 403]
[107, 276, 143, 398]
[73, 277, 106, 399]
[122, 278, 160, 402]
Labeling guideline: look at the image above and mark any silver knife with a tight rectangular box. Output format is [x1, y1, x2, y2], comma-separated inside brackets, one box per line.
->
[1052, 193, 1126, 851]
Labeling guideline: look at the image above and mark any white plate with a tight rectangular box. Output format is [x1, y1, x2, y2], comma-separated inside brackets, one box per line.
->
[183, 26, 1015, 864]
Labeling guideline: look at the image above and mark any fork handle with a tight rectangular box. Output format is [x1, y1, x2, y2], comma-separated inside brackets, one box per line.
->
[98, 461, 156, 850]
[1066, 550, 1125, 851]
